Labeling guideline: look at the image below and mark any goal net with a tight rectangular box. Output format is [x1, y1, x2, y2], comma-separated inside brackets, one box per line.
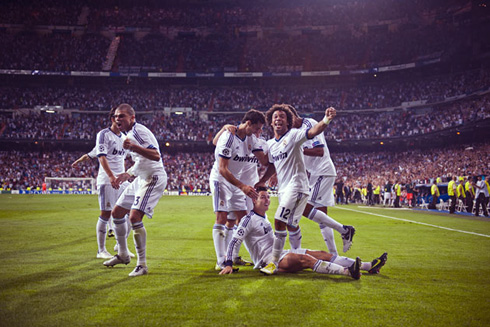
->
[44, 177, 96, 194]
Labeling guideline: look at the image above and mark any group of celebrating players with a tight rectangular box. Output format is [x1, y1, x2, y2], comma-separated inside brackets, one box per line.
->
[75, 103, 387, 278]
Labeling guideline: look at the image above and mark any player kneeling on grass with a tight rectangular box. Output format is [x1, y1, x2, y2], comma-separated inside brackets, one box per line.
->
[220, 187, 387, 278]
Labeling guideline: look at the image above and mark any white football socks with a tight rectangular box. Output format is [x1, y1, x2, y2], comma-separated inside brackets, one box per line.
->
[113, 217, 128, 258]
[272, 230, 288, 263]
[288, 228, 302, 250]
[132, 221, 147, 267]
[96, 217, 108, 252]
[308, 208, 346, 234]
[212, 224, 226, 265]
[313, 260, 348, 276]
[319, 224, 338, 255]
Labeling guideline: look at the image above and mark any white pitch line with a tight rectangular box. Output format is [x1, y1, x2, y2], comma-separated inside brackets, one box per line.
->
[336, 206, 490, 238]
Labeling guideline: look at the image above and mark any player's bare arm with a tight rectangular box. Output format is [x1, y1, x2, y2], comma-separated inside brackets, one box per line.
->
[218, 157, 258, 200]
[303, 147, 324, 157]
[71, 154, 90, 167]
[212, 124, 237, 146]
[255, 163, 276, 188]
[307, 107, 336, 139]
[98, 155, 119, 189]
[123, 138, 160, 161]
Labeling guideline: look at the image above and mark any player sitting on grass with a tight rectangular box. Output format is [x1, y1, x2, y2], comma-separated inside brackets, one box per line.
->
[219, 187, 387, 278]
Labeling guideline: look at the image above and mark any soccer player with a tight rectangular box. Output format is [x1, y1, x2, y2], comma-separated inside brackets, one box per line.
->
[220, 187, 387, 277]
[286, 105, 354, 256]
[103, 103, 168, 277]
[90, 108, 131, 259]
[255, 104, 355, 275]
[209, 109, 267, 270]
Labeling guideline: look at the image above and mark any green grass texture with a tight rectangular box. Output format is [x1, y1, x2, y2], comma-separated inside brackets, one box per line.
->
[0, 195, 489, 327]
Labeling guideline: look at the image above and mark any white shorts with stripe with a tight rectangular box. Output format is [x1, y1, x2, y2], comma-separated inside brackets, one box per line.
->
[210, 178, 247, 214]
[116, 175, 166, 218]
[308, 175, 336, 208]
[275, 189, 309, 228]
[98, 181, 129, 211]
[115, 178, 140, 210]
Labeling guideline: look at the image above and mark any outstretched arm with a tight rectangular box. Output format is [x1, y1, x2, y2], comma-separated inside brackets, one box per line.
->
[307, 107, 336, 139]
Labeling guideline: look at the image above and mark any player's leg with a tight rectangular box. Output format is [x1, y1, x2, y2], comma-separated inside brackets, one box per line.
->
[128, 174, 166, 277]
[287, 225, 302, 250]
[211, 179, 231, 269]
[279, 251, 358, 279]
[96, 209, 112, 258]
[96, 184, 117, 258]
[261, 191, 308, 275]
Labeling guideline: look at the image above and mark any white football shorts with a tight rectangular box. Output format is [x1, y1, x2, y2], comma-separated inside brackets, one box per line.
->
[274, 189, 309, 228]
[210, 179, 247, 215]
[98, 181, 129, 211]
[308, 175, 336, 208]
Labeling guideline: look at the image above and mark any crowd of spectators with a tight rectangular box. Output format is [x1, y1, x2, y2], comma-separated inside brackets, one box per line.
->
[0, 0, 466, 28]
[1, 91, 489, 142]
[1, 142, 488, 193]
[1, 68, 488, 111]
[0, 0, 484, 72]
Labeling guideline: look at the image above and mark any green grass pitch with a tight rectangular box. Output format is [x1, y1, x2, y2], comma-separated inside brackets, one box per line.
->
[0, 194, 489, 327]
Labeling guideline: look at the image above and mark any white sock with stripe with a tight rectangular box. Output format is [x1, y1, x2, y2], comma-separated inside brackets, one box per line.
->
[313, 260, 348, 276]
[330, 255, 355, 268]
[132, 221, 147, 267]
[319, 224, 337, 255]
[212, 224, 226, 265]
[288, 228, 302, 250]
[307, 208, 346, 234]
[272, 230, 288, 263]
[96, 217, 108, 252]
[113, 217, 128, 258]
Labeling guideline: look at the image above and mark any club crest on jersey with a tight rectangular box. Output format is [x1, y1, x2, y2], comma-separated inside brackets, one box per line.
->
[282, 139, 287, 146]
[220, 200, 225, 207]
[248, 144, 252, 151]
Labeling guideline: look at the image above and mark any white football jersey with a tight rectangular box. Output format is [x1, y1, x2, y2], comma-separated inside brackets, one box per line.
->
[239, 137, 267, 186]
[267, 128, 310, 195]
[300, 118, 336, 177]
[95, 128, 126, 185]
[209, 131, 261, 183]
[225, 210, 274, 269]
[125, 122, 167, 180]
[87, 146, 97, 159]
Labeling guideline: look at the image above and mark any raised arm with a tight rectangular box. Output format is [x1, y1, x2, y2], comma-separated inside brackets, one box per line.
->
[307, 107, 336, 140]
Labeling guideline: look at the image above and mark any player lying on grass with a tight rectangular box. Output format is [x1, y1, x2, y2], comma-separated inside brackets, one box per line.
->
[219, 187, 387, 279]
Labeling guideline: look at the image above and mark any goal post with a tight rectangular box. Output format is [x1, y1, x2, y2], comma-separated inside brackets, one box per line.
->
[44, 177, 96, 194]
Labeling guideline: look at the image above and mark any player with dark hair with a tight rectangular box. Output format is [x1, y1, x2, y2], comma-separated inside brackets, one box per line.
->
[209, 109, 268, 270]
[220, 187, 387, 278]
[103, 103, 167, 277]
[256, 104, 354, 275]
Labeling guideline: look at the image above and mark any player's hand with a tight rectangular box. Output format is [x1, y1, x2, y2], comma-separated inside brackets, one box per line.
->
[325, 107, 336, 121]
[123, 138, 133, 150]
[241, 184, 258, 200]
[115, 172, 130, 185]
[268, 174, 278, 187]
[219, 266, 234, 275]
[223, 124, 237, 134]
[110, 176, 120, 189]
